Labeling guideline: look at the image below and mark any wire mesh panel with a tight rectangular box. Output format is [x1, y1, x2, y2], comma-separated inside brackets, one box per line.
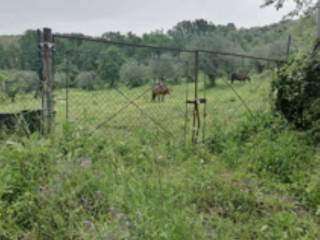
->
[47, 30, 288, 143]
[53, 35, 195, 141]
[198, 51, 283, 133]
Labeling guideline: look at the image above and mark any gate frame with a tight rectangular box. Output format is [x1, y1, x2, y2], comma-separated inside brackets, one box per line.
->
[39, 27, 287, 143]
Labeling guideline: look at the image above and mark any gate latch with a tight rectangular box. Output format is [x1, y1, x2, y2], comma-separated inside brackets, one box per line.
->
[186, 98, 207, 104]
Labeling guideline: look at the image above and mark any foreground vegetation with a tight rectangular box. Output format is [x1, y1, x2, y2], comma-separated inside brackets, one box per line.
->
[0, 73, 320, 239]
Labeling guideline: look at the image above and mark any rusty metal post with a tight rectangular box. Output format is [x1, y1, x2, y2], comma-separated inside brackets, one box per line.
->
[37, 29, 45, 134]
[41, 28, 55, 134]
[192, 50, 200, 144]
[64, 56, 70, 121]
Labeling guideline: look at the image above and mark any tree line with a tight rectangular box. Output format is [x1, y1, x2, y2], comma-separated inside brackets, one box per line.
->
[0, 18, 295, 95]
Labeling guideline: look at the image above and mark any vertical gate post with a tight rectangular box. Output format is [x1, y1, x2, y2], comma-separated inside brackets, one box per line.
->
[40, 28, 55, 135]
[192, 50, 200, 144]
[37, 29, 43, 125]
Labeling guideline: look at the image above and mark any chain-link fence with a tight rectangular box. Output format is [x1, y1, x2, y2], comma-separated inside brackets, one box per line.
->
[197, 51, 284, 130]
[51, 30, 285, 143]
[0, 28, 287, 143]
[53, 33, 201, 142]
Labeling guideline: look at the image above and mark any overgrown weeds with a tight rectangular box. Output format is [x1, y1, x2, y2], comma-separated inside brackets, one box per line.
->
[0, 112, 319, 239]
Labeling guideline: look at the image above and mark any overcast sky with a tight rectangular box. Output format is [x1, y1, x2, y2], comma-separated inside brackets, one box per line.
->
[0, 0, 293, 36]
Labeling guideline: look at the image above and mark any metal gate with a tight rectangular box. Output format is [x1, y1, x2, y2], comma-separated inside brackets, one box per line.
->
[37, 28, 286, 143]
[37, 28, 207, 143]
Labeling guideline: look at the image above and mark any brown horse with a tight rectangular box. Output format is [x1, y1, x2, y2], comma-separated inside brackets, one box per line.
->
[152, 82, 170, 102]
[231, 73, 251, 83]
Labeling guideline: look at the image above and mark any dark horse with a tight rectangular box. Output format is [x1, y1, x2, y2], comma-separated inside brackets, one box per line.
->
[152, 82, 170, 102]
[231, 73, 251, 83]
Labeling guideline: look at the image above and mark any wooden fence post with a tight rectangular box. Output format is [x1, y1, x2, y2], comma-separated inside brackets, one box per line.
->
[41, 28, 55, 134]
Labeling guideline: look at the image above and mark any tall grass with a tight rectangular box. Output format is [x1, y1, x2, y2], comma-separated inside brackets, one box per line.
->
[0, 74, 320, 239]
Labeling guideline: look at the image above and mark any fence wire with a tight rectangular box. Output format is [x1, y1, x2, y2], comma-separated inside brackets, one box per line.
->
[53, 42, 194, 141]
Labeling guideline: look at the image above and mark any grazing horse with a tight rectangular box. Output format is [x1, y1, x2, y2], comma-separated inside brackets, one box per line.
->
[231, 73, 251, 83]
[152, 82, 170, 102]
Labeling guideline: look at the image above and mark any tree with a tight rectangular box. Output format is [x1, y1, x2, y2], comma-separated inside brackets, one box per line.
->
[168, 19, 216, 48]
[249, 45, 270, 73]
[0, 71, 8, 100]
[102, 32, 126, 42]
[56, 59, 79, 88]
[6, 44, 21, 69]
[272, 52, 320, 135]
[54, 72, 68, 89]
[148, 54, 176, 84]
[19, 30, 39, 71]
[268, 39, 288, 60]
[0, 44, 8, 69]
[4, 80, 20, 103]
[97, 47, 125, 88]
[186, 34, 240, 87]
[262, 0, 316, 16]
[120, 60, 149, 88]
[75, 72, 98, 91]
[3, 71, 38, 102]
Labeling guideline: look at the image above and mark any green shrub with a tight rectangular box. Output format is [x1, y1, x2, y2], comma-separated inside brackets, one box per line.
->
[208, 112, 314, 182]
[247, 130, 313, 183]
[2, 71, 39, 102]
[54, 72, 68, 89]
[75, 71, 98, 91]
[303, 175, 320, 212]
[120, 60, 149, 88]
[272, 52, 320, 137]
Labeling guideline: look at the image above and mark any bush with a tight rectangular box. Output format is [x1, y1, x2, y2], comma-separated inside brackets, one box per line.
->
[75, 71, 97, 91]
[208, 112, 314, 183]
[272, 53, 320, 135]
[56, 61, 79, 88]
[120, 60, 149, 88]
[149, 54, 176, 83]
[303, 175, 320, 212]
[54, 72, 68, 89]
[0, 71, 8, 100]
[97, 47, 125, 88]
[246, 130, 313, 183]
[2, 71, 39, 102]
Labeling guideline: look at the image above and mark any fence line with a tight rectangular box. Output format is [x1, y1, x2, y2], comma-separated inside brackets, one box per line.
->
[54, 33, 287, 63]
[50, 30, 287, 143]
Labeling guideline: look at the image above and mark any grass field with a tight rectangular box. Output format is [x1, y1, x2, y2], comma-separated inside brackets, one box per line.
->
[0, 73, 272, 140]
[1, 72, 320, 239]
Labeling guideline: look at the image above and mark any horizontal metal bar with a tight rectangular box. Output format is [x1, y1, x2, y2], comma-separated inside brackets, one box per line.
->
[54, 33, 194, 53]
[53, 33, 287, 63]
[199, 49, 286, 63]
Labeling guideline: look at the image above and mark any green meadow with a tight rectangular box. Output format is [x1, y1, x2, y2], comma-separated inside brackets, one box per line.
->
[1, 73, 320, 239]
